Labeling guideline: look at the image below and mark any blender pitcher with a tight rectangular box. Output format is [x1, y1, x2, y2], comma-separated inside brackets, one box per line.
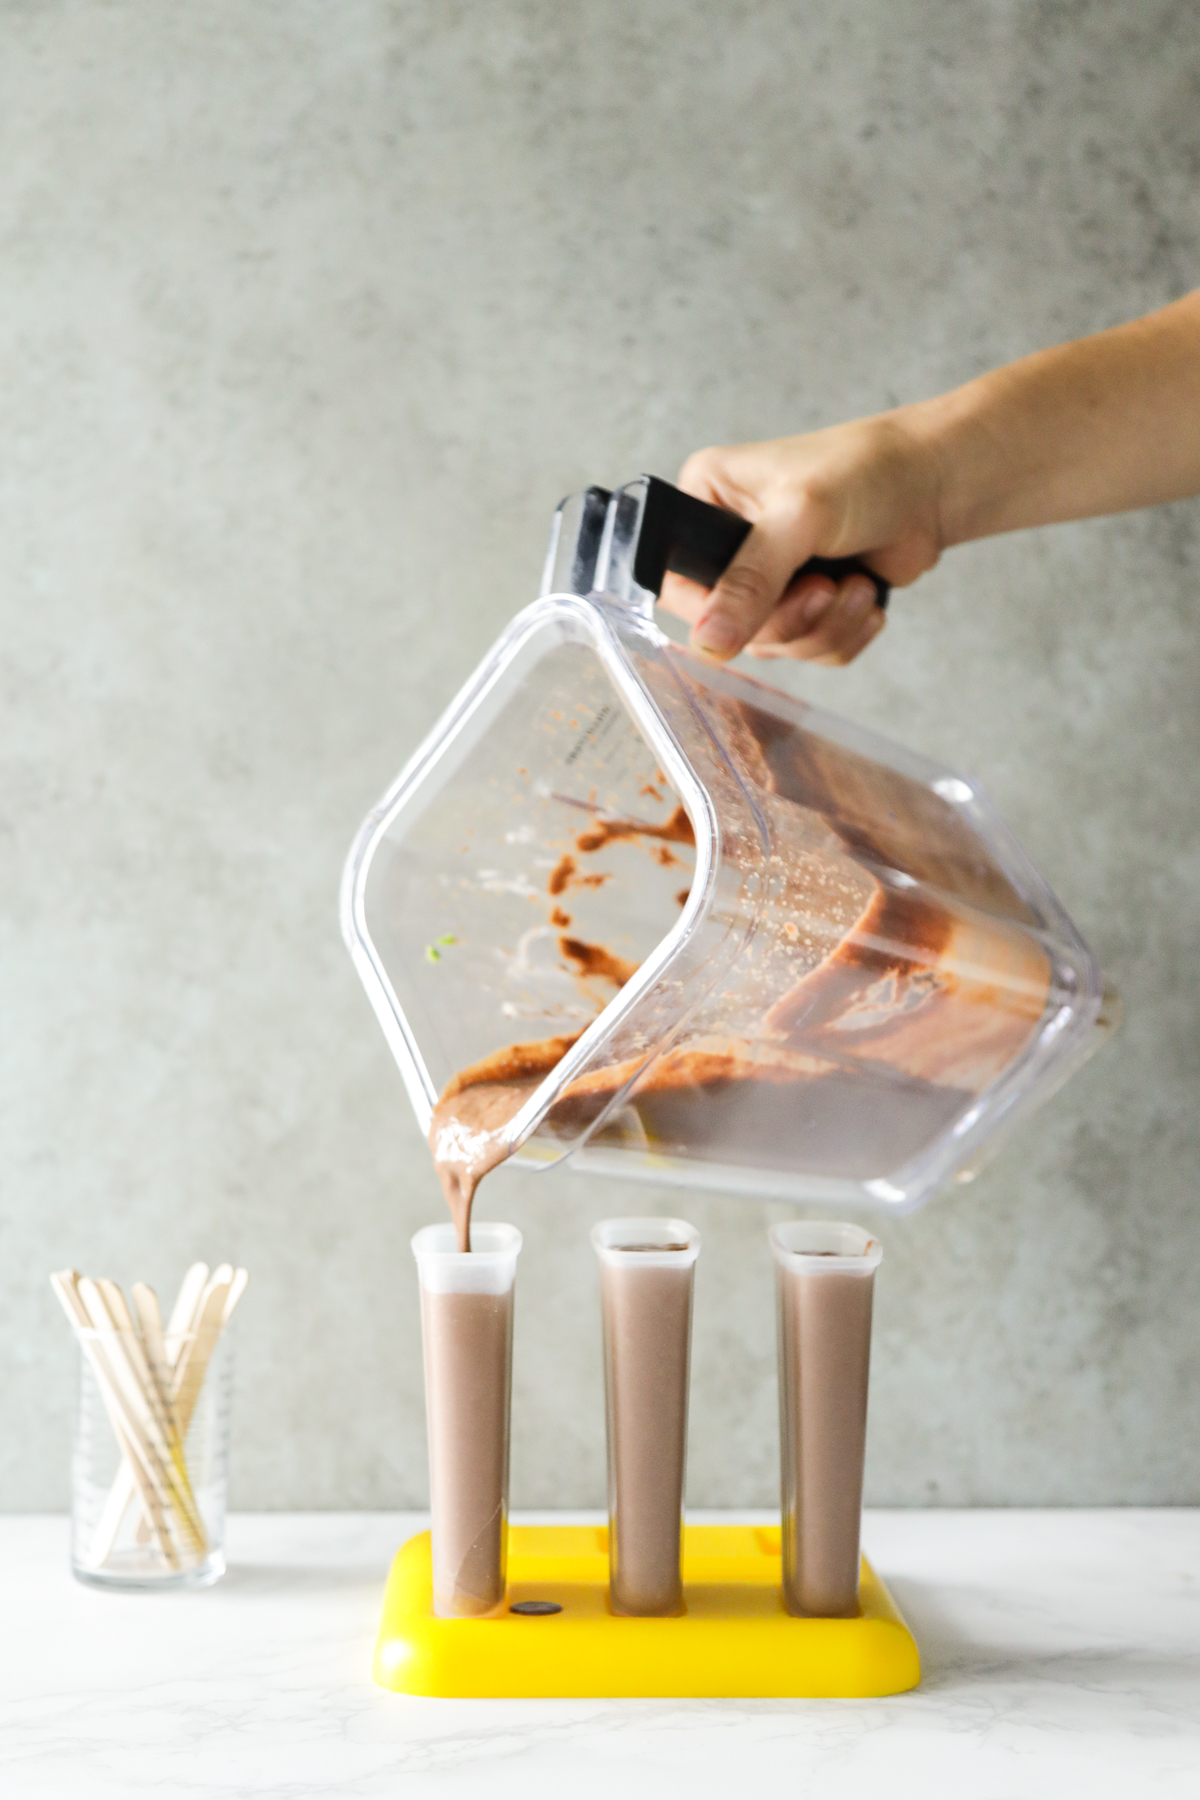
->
[341, 477, 1115, 1212]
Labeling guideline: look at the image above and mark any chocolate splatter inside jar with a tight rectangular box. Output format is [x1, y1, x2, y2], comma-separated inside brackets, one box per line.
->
[427, 800, 680, 1249]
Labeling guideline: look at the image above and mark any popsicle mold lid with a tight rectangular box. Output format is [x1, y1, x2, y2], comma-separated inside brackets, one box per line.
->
[591, 1217, 701, 1268]
[769, 1220, 883, 1273]
[412, 1222, 522, 1293]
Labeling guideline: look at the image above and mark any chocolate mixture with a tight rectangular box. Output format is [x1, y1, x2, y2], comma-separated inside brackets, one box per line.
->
[776, 1253, 877, 1617]
[428, 697, 1051, 1247]
[421, 1280, 514, 1615]
[599, 1247, 695, 1615]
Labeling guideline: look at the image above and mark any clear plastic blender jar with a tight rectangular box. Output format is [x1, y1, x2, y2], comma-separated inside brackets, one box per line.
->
[341, 476, 1115, 1212]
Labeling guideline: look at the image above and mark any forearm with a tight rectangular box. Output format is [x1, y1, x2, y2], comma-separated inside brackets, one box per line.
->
[671, 287, 1200, 666]
[909, 288, 1200, 547]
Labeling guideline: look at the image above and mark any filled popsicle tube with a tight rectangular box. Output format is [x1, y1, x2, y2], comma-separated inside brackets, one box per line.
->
[591, 1217, 700, 1616]
[771, 1220, 882, 1617]
[412, 1222, 521, 1618]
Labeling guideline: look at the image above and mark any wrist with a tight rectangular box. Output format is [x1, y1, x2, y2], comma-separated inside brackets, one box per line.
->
[896, 385, 991, 550]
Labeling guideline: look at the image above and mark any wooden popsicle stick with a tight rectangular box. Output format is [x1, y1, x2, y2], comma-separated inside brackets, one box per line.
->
[131, 1283, 171, 1412]
[222, 1268, 249, 1327]
[173, 1266, 232, 1379]
[106, 1410, 180, 1566]
[100, 1403, 185, 1568]
[171, 1271, 232, 1425]
[81, 1279, 174, 1460]
[131, 1262, 209, 1546]
[57, 1272, 158, 1465]
[98, 1279, 179, 1450]
[165, 1262, 210, 1361]
[107, 1278, 209, 1550]
[132, 1262, 247, 1548]
[207, 1263, 235, 1306]
[51, 1273, 181, 1568]
[130, 1262, 229, 1550]
[77, 1282, 183, 1504]
[166, 1265, 229, 1410]
[54, 1272, 146, 1566]
[50, 1268, 89, 1336]
[78, 1278, 206, 1556]
[135, 1267, 231, 1552]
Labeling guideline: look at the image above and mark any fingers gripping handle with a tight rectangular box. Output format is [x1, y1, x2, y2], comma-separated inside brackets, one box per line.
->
[541, 474, 890, 613]
[633, 475, 890, 611]
[793, 553, 891, 609]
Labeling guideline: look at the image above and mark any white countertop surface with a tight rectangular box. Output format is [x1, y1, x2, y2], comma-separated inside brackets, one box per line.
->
[2, 1510, 1197, 1797]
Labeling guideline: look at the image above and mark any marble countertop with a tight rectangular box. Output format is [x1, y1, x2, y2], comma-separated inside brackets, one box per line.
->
[2, 1510, 1197, 1797]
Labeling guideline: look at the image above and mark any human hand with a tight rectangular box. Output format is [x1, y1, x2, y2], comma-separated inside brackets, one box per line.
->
[660, 412, 945, 665]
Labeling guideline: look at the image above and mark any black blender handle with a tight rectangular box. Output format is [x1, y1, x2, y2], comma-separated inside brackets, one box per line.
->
[632, 474, 890, 611]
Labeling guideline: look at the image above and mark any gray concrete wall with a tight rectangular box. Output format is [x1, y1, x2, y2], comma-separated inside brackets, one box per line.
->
[2, 0, 1197, 1510]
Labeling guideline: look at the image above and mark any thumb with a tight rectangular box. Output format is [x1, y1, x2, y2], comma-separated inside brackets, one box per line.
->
[688, 513, 814, 661]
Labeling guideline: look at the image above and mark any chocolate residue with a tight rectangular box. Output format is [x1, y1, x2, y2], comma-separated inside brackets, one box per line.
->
[550, 905, 572, 928]
[675, 888, 691, 907]
[548, 854, 576, 896]
[575, 804, 695, 855]
[559, 936, 640, 987]
[439, 1033, 583, 1102]
[612, 1242, 691, 1253]
[555, 1037, 973, 1181]
[654, 845, 680, 867]
[547, 855, 611, 902]
[729, 691, 1035, 924]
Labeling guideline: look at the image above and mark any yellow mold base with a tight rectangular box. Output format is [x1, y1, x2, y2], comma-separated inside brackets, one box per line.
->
[374, 1524, 920, 1698]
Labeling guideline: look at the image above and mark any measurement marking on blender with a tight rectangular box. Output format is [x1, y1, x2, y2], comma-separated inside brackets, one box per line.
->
[564, 701, 620, 766]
